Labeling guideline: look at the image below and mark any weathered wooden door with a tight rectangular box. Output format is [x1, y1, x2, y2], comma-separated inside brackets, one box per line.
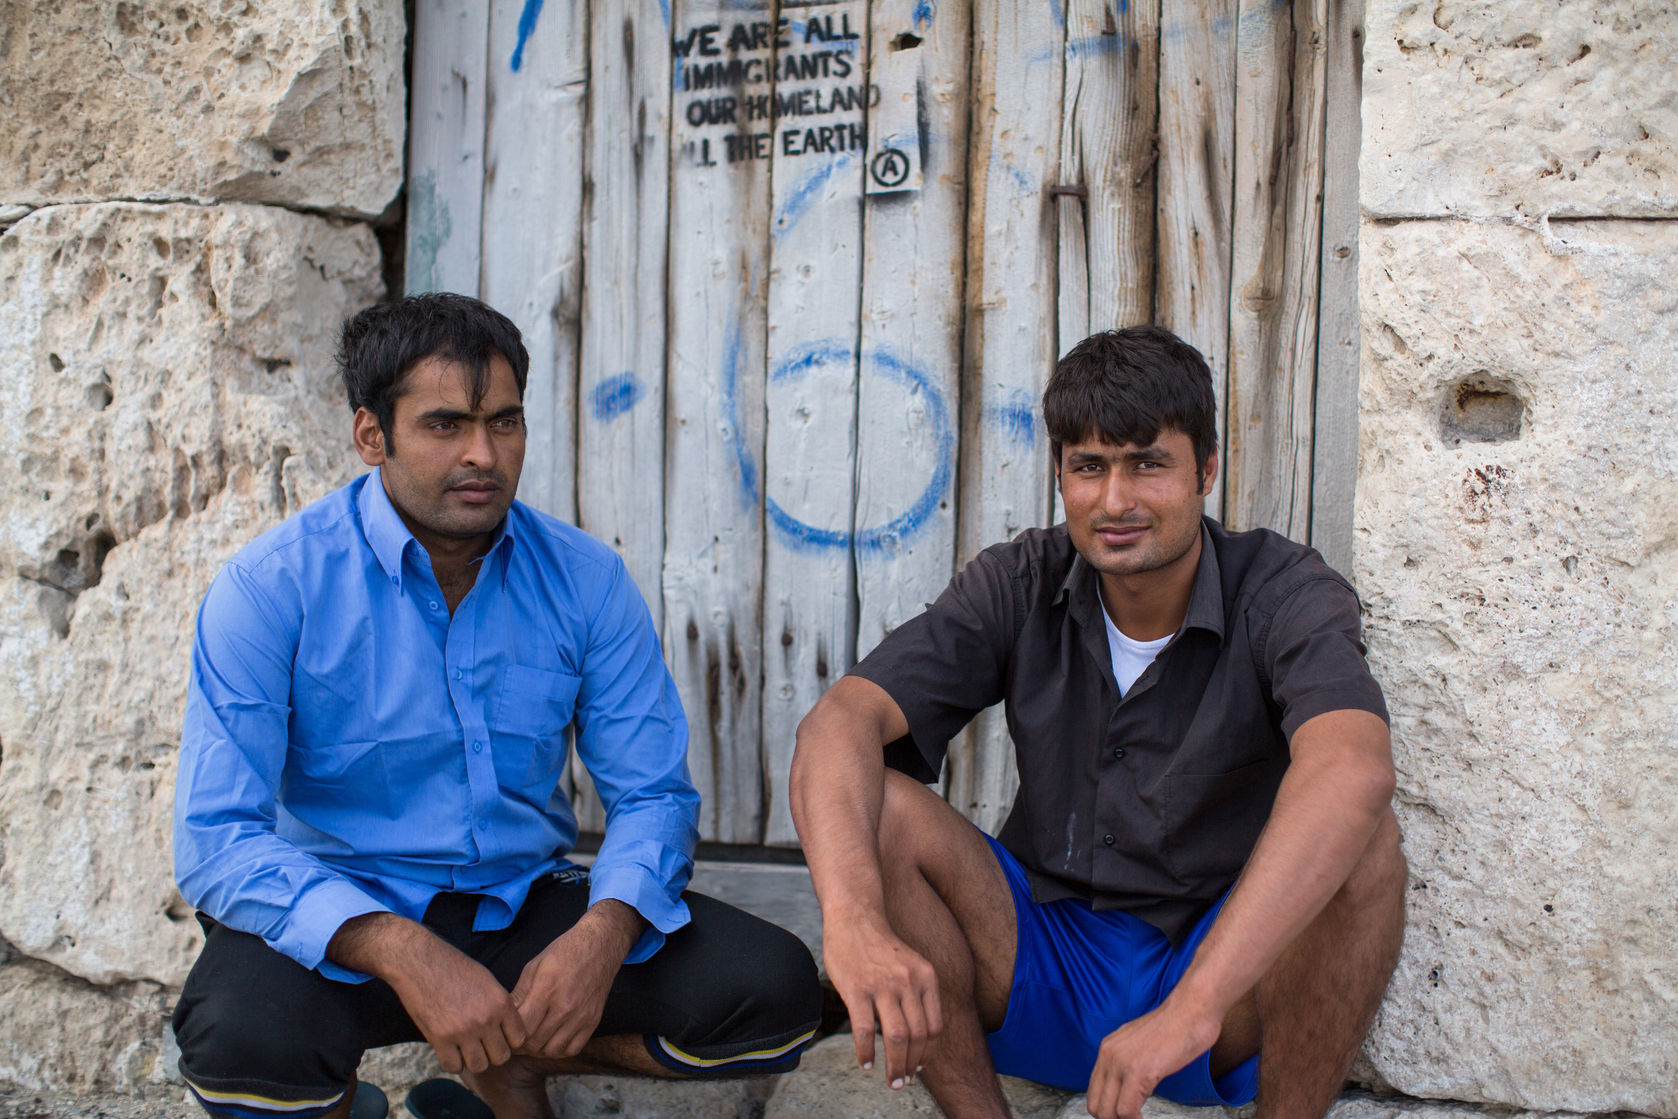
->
[406, 0, 1363, 845]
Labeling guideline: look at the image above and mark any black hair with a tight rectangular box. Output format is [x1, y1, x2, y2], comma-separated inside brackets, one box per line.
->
[1043, 325, 1218, 479]
[336, 292, 530, 450]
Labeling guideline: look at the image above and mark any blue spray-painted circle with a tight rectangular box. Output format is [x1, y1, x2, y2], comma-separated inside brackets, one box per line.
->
[731, 339, 954, 555]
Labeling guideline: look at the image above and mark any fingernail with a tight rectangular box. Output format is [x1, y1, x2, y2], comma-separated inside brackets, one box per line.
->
[891, 1078, 904, 1090]
[862, 1061, 873, 1071]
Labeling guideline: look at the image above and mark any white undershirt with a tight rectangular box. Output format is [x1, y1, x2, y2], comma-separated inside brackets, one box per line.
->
[1102, 609, 1174, 696]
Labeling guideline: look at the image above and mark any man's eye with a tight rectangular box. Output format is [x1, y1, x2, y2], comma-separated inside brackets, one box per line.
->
[492, 417, 522, 431]
[430, 421, 456, 432]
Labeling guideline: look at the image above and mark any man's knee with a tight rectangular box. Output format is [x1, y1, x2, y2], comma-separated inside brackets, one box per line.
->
[1340, 807, 1407, 913]
[174, 992, 360, 1115]
[635, 901, 820, 1077]
[171, 924, 380, 1114]
[878, 767, 959, 860]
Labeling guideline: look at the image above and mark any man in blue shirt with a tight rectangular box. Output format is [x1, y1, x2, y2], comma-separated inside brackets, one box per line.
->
[171, 294, 820, 1119]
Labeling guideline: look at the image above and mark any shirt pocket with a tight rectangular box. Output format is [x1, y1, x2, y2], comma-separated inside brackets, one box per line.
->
[491, 664, 583, 788]
[1162, 755, 1286, 884]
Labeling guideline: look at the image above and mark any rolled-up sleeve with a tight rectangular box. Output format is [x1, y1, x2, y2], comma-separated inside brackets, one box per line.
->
[570, 559, 699, 963]
[174, 562, 390, 979]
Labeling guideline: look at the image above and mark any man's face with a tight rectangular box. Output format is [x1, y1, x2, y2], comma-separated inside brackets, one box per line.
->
[353, 353, 526, 551]
[1056, 429, 1216, 581]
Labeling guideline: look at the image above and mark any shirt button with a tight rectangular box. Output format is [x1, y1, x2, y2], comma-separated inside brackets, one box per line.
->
[455, 668, 463, 681]
[472, 740, 483, 753]
[429, 600, 440, 610]
[1103, 833, 1115, 846]
[477, 816, 489, 830]
[1112, 746, 1126, 759]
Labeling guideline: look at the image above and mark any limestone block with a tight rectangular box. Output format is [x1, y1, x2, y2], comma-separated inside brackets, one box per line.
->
[1362, 1, 1678, 218]
[0, 2, 405, 217]
[764, 1035, 1068, 1119]
[0, 202, 381, 987]
[1355, 218, 1678, 1114]
[0, 961, 175, 1092]
[1329, 1099, 1599, 1119]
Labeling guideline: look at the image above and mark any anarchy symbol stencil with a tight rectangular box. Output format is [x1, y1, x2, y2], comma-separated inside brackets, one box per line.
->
[870, 147, 911, 189]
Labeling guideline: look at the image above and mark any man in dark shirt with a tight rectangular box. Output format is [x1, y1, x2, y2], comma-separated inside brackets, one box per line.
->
[790, 327, 1405, 1119]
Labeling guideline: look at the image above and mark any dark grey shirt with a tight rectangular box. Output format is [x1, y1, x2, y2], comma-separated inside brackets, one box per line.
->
[850, 518, 1388, 943]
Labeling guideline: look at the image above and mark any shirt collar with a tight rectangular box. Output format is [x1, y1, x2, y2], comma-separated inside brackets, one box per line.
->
[1055, 520, 1226, 640]
[1181, 521, 1225, 639]
[358, 469, 416, 585]
[356, 469, 519, 588]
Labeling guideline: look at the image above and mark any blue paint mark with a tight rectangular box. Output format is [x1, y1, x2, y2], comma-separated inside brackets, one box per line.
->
[913, 0, 936, 29]
[985, 388, 1038, 448]
[1064, 34, 1124, 59]
[659, 0, 670, 29]
[1050, 0, 1066, 30]
[773, 154, 858, 239]
[992, 152, 1036, 196]
[511, 0, 544, 73]
[720, 318, 761, 509]
[731, 339, 955, 555]
[852, 347, 956, 556]
[591, 372, 645, 421]
[1033, 0, 1292, 63]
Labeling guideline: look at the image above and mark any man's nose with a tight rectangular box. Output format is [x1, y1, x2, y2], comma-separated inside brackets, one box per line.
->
[460, 422, 497, 467]
[1101, 472, 1137, 514]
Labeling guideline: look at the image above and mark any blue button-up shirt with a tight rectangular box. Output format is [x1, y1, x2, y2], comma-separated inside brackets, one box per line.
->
[174, 471, 698, 982]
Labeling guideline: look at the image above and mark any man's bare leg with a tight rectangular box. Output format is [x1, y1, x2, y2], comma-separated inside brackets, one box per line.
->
[462, 1035, 678, 1119]
[1250, 808, 1406, 1118]
[874, 771, 1020, 1119]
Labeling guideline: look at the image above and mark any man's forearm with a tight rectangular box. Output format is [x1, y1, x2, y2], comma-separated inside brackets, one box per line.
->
[327, 910, 444, 988]
[1166, 710, 1396, 1021]
[788, 683, 895, 924]
[568, 898, 646, 961]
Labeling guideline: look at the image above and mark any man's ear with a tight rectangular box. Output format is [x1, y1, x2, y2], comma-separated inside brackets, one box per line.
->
[352, 408, 387, 467]
[1199, 449, 1220, 497]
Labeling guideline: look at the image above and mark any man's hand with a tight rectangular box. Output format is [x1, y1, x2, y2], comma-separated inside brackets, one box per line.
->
[1084, 998, 1222, 1119]
[329, 913, 527, 1074]
[823, 915, 943, 1089]
[510, 899, 643, 1059]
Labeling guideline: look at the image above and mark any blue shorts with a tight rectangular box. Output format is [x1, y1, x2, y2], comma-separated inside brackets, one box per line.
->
[982, 834, 1259, 1105]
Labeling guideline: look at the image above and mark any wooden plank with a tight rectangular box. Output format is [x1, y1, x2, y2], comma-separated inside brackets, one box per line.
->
[1056, 0, 1161, 345]
[662, 0, 775, 844]
[481, 0, 585, 527]
[947, 1, 1066, 834]
[1155, 0, 1238, 519]
[1223, 0, 1327, 539]
[406, 0, 489, 295]
[1310, 0, 1364, 574]
[853, 0, 969, 663]
[579, 0, 673, 627]
[759, 0, 871, 847]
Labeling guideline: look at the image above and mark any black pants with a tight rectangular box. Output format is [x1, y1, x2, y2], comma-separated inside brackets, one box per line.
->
[172, 871, 821, 1118]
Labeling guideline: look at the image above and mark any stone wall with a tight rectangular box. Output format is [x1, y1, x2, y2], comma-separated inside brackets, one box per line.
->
[0, 0, 401, 1091]
[1355, 2, 1677, 1115]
